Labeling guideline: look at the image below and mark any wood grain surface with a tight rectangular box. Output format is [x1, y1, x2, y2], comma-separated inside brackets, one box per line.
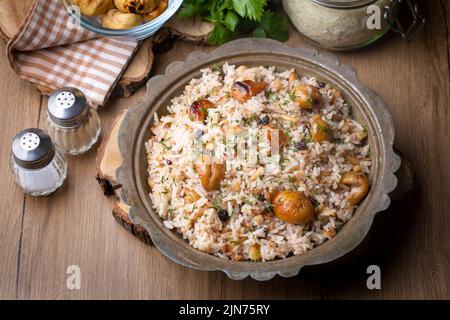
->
[0, 0, 449, 300]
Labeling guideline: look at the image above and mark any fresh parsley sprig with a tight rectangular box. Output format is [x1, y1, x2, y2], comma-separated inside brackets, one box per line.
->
[179, 0, 289, 45]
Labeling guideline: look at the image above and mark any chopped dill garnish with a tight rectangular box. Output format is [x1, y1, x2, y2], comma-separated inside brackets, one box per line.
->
[310, 198, 320, 209]
[317, 123, 331, 134]
[212, 196, 223, 211]
[283, 129, 292, 143]
[265, 203, 274, 214]
[265, 89, 274, 99]
[289, 90, 297, 101]
[288, 176, 297, 189]
[160, 136, 172, 150]
[311, 187, 320, 196]
[242, 116, 257, 126]
[243, 199, 255, 206]
[211, 63, 224, 77]
[302, 133, 312, 144]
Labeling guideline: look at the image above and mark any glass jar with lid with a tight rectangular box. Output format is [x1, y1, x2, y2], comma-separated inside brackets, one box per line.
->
[282, 0, 425, 50]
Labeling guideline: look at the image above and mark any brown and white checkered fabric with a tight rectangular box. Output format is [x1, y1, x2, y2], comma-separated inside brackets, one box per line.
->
[7, 0, 139, 107]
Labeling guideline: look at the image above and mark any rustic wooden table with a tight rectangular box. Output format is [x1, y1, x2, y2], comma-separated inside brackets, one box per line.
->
[0, 1, 449, 300]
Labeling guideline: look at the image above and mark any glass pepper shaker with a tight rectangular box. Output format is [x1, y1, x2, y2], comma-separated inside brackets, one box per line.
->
[10, 128, 67, 197]
[45, 87, 101, 155]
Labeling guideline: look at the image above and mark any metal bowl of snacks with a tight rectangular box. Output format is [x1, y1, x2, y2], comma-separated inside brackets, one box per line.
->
[116, 38, 400, 280]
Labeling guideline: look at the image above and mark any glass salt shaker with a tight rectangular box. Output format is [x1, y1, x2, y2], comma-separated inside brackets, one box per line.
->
[10, 128, 67, 197]
[45, 87, 101, 155]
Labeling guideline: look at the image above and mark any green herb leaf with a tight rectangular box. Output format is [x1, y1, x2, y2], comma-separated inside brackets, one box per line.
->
[223, 10, 240, 31]
[212, 196, 223, 211]
[161, 136, 172, 150]
[288, 176, 297, 190]
[265, 202, 274, 214]
[253, 11, 289, 42]
[265, 88, 274, 99]
[179, 0, 208, 17]
[208, 22, 235, 45]
[212, 63, 224, 76]
[232, 0, 267, 21]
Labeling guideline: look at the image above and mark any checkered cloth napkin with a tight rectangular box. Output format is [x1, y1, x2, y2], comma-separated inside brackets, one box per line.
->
[7, 0, 140, 107]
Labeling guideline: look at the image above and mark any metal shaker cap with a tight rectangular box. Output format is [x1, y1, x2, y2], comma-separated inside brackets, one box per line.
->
[12, 128, 55, 170]
[47, 87, 89, 128]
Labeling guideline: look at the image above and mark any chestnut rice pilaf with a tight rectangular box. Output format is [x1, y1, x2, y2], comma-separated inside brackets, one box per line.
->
[146, 64, 371, 261]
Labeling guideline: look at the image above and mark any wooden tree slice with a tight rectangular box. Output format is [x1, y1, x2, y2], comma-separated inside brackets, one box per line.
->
[113, 39, 154, 98]
[96, 110, 152, 244]
[112, 201, 153, 245]
[95, 109, 126, 196]
[0, 0, 34, 40]
[166, 17, 214, 44]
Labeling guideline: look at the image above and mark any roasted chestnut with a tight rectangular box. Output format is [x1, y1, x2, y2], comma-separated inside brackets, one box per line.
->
[77, 0, 115, 16]
[114, 0, 159, 14]
[248, 244, 262, 261]
[102, 9, 143, 29]
[272, 191, 314, 225]
[184, 189, 201, 203]
[292, 85, 324, 109]
[310, 114, 333, 142]
[264, 125, 289, 150]
[231, 80, 267, 103]
[189, 99, 216, 122]
[194, 155, 226, 192]
[143, 0, 167, 22]
[340, 172, 369, 205]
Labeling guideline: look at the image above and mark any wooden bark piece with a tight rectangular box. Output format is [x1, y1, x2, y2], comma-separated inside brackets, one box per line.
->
[165, 16, 214, 44]
[112, 201, 153, 245]
[113, 39, 154, 98]
[96, 110, 152, 244]
[95, 109, 126, 196]
[0, 0, 34, 40]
